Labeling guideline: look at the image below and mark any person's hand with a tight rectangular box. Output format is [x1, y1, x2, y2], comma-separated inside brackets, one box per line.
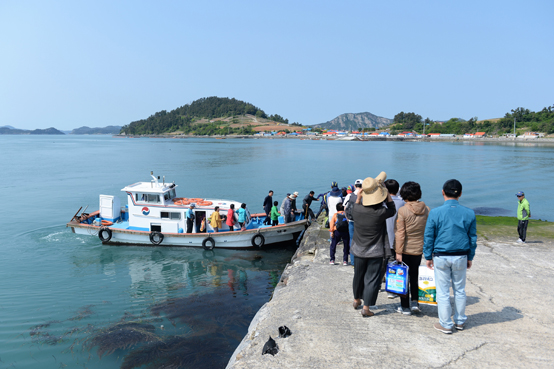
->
[330, 231, 334, 238]
[467, 260, 472, 269]
[396, 253, 402, 263]
[426, 259, 434, 270]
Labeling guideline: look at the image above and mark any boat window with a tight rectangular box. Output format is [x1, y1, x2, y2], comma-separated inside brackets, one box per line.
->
[170, 189, 176, 198]
[161, 212, 181, 220]
[147, 194, 160, 203]
[164, 192, 170, 201]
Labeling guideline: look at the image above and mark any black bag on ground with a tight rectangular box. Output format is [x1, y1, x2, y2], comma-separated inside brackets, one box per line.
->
[278, 326, 291, 338]
[262, 336, 278, 356]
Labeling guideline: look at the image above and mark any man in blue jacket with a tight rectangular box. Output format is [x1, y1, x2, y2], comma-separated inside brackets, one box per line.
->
[424, 179, 477, 334]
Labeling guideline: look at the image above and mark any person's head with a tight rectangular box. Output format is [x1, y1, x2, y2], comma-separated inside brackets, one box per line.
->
[400, 181, 422, 202]
[361, 172, 388, 206]
[230, 204, 235, 209]
[331, 181, 338, 189]
[385, 179, 400, 196]
[274, 201, 278, 206]
[190, 203, 196, 209]
[214, 206, 219, 211]
[346, 185, 353, 194]
[355, 179, 363, 188]
[336, 203, 344, 211]
[241, 203, 246, 209]
[443, 179, 462, 199]
[309, 191, 315, 197]
[269, 190, 274, 196]
[292, 192, 298, 198]
[341, 187, 347, 197]
[516, 191, 525, 200]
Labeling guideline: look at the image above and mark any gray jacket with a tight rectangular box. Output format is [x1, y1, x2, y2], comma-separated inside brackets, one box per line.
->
[351, 201, 396, 258]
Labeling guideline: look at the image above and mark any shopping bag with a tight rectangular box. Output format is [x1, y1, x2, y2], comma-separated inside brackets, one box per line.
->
[418, 265, 437, 305]
[385, 261, 409, 295]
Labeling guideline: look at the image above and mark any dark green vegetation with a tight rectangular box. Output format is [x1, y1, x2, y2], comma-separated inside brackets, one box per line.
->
[0, 126, 64, 135]
[71, 126, 122, 134]
[476, 215, 554, 240]
[391, 105, 554, 135]
[120, 97, 290, 135]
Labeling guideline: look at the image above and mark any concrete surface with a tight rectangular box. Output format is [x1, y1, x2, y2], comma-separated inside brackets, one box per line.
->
[227, 222, 554, 368]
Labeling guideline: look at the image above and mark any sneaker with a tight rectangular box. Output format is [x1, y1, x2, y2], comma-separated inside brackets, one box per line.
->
[343, 261, 348, 266]
[396, 306, 411, 315]
[329, 260, 335, 265]
[516, 239, 523, 243]
[433, 323, 452, 334]
[455, 324, 465, 331]
[387, 293, 397, 299]
[410, 301, 421, 313]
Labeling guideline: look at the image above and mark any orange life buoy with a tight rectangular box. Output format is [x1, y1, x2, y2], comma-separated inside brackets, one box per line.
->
[101, 220, 113, 226]
[189, 198, 203, 203]
[172, 198, 182, 203]
[197, 201, 213, 206]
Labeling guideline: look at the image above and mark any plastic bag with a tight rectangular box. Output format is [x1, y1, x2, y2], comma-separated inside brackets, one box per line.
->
[418, 265, 437, 305]
[385, 261, 409, 295]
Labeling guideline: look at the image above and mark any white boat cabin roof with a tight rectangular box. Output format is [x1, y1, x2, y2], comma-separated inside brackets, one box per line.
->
[121, 181, 177, 195]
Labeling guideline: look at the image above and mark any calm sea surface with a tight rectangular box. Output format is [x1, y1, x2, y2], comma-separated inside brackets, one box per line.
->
[1, 135, 553, 368]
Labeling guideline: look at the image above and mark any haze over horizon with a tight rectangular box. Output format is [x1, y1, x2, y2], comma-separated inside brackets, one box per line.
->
[1, 0, 553, 130]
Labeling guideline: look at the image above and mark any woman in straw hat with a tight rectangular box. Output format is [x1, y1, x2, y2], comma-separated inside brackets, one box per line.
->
[351, 172, 397, 317]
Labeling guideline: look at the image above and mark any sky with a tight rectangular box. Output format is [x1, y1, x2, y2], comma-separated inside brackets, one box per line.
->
[1, 0, 553, 130]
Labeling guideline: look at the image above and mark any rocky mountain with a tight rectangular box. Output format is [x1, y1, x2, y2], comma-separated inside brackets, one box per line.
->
[313, 112, 393, 131]
[71, 126, 122, 134]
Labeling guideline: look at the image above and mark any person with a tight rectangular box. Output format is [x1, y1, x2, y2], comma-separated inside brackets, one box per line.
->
[226, 204, 236, 231]
[302, 191, 318, 220]
[394, 181, 429, 315]
[381, 179, 406, 298]
[516, 191, 531, 243]
[329, 203, 350, 265]
[237, 203, 248, 231]
[186, 203, 196, 233]
[209, 206, 223, 232]
[315, 191, 329, 220]
[351, 172, 396, 318]
[280, 193, 290, 216]
[263, 190, 273, 225]
[424, 179, 477, 334]
[344, 179, 363, 266]
[270, 201, 280, 226]
[327, 184, 343, 228]
[290, 192, 299, 220]
[283, 195, 293, 223]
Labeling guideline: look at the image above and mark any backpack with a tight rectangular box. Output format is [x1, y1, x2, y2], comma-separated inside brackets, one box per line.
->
[336, 213, 348, 232]
[344, 193, 356, 221]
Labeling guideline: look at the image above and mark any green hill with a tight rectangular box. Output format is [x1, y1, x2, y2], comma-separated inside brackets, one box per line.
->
[0, 126, 64, 135]
[71, 126, 122, 135]
[120, 97, 291, 135]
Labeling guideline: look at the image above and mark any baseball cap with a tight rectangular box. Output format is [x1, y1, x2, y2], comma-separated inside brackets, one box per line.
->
[355, 179, 363, 187]
[331, 181, 338, 188]
[516, 191, 524, 197]
[443, 179, 462, 197]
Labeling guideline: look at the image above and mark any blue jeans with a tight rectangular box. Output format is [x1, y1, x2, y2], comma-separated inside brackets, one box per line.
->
[348, 221, 355, 265]
[433, 255, 468, 329]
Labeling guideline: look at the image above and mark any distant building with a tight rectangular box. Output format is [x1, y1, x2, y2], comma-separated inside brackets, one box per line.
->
[474, 132, 486, 138]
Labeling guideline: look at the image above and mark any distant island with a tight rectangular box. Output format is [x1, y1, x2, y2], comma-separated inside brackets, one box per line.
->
[71, 126, 122, 135]
[120, 97, 301, 136]
[0, 126, 64, 135]
[313, 112, 392, 131]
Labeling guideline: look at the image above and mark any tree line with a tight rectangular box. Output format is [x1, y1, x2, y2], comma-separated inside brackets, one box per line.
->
[391, 105, 554, 135]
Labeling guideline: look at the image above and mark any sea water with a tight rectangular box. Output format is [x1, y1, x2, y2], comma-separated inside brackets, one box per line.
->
[0, 135, 552, 368]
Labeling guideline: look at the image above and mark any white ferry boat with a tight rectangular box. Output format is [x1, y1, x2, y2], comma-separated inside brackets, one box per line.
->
[67, 174, 308, 249]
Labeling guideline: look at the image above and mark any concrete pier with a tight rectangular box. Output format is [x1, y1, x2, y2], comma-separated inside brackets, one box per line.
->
[227, 222, 554, 368]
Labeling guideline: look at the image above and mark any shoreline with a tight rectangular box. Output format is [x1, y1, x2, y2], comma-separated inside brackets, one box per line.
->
[112, 134, 554, 146]
[226, 218, 554, 368]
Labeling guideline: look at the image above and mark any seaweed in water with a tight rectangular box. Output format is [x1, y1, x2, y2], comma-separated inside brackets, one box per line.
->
[85, 322, 160, 359]
[68, 305, 96, 321]
[121, 333, 232, 369]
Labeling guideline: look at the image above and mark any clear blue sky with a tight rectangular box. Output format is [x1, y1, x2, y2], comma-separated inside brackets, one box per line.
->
[1, 0, 553, 130]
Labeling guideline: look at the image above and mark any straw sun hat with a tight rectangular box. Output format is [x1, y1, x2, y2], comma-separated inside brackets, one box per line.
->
[361, 172, 388, 206]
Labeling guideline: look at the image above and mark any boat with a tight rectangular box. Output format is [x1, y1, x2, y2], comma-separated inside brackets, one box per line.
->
[66, 173, 308, 249]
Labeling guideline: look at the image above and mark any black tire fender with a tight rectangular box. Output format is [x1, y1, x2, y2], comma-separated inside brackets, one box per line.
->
[202, 236, 215, 250]
[98, 227, 112, 243]
[150, 231, 164, 245]
[251, 233, 265, 248]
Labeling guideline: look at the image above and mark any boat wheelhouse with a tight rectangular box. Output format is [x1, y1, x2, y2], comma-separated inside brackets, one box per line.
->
[67, 174, 308, 249]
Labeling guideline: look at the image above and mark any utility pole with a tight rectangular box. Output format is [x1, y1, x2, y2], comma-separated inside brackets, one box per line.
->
[513, 118, 516, 137]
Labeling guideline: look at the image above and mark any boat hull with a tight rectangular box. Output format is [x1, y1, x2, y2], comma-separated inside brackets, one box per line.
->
[68, 220, 308, 249]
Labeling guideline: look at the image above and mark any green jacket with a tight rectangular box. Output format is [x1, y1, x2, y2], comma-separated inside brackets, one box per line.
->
[517, 198, 531, 220]
[270, 205, 281, 221]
